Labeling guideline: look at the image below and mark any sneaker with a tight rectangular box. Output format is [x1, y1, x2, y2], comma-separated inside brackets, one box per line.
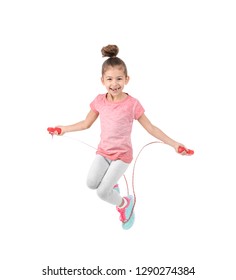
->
[116, 195, 135, 229]
[122, 211, 135, 230]
[113, 184, 120, 193]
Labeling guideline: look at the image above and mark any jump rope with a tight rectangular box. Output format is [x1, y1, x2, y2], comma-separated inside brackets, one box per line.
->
[47, 127, 194, 224]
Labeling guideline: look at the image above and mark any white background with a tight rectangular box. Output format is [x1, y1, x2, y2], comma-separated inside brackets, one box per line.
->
[1, 0, 235, 279]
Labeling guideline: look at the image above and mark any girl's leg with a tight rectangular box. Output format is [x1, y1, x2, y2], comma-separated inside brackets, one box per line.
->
[97, 159, 129, 206]
[86, 155, 110, 190]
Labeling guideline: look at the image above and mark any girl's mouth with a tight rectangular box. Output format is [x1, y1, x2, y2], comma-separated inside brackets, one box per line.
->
[110, 87, 121, 92]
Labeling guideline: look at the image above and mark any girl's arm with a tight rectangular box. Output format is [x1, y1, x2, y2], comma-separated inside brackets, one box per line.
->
[138, 114, 185, 153]
[57, 110, 99, 135]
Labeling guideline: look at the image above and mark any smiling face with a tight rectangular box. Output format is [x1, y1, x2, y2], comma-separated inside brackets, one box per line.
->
[101, 66, 129, 99]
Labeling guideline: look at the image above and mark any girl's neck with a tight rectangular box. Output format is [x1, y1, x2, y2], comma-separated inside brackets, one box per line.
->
[106, 92, 128, 102]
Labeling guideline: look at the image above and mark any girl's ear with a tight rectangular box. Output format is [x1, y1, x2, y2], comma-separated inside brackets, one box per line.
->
[125, 75, 130, 85]
[101, 76, 105, 85]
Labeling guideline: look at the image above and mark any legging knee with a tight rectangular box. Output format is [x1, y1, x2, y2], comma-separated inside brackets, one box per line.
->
[97, 186, 110, 201]
[86, 177, 99, 190]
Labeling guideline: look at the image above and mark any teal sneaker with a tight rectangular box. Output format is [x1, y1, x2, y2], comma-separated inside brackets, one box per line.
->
[113, 184, 120, 193]
[122, 212, 135, 230]
[117, 195, 135, 230]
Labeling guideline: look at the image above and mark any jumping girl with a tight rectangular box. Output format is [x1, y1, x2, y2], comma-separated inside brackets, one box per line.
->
[49, 44, 192, 230]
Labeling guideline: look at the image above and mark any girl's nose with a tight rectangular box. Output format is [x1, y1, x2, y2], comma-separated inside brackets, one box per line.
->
[112, 79, 118, 85]
[111, 82, 118, 88]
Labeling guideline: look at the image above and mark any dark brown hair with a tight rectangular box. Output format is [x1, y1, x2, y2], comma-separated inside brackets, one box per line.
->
[101, 45, 128, 77]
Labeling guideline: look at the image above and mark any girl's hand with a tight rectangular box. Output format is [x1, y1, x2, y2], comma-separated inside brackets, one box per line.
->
[47, 126, 65, 136]
[175, 143, 194, 155]
[55, 126, 65, 136]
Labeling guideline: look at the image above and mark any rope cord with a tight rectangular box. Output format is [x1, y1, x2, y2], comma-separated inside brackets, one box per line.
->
[124, 141, 163, 223]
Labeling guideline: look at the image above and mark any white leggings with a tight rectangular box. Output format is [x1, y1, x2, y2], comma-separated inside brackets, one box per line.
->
[87, 155, 129, 206]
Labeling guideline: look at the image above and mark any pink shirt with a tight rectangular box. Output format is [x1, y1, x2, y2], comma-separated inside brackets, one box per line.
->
[90, 93, 145, 163]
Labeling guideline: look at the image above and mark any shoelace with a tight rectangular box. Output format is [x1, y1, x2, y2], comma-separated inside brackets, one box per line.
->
[117, 207, 126, 222]
[117, 197, 133, 222]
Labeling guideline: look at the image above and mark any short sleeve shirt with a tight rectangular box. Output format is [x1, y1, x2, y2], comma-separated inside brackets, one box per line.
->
[90, 93, 145, 163]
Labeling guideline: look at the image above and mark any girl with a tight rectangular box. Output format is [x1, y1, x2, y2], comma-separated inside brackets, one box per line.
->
[50, 45, 192, 230]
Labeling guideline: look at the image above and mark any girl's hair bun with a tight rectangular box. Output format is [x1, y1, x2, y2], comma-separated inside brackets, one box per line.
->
[101, 45, 119, 58]
[101, 44, 128, 76]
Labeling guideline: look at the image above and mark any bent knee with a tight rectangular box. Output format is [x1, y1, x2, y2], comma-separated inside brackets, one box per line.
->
[97, 187, 109, 200]
[86, 177, 99, 190]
